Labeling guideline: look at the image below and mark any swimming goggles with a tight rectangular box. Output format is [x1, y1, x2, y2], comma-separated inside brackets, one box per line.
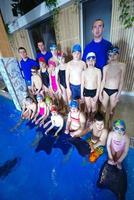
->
[86, 56, 96, 60]
[114, 126, 125, 132]
[108, 47, 119, 55]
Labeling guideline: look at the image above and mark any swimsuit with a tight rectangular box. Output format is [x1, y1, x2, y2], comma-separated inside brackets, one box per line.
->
[41, 71, 49, 88]
[51, 74, 58, 92]
[59, 70, 67, 88]
[70, 84, 81, 100]
[104, 88, 118, 96]
[70, 112, 80, 131]
[111, 133, 126, 152]
[39, 107, 45, 116]
[83, 88, 97, 97]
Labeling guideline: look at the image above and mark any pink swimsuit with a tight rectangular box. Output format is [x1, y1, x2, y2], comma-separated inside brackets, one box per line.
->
[39, 107, 45, 116]
[51, 74, 58, 92]
[111, 133, 126, 152]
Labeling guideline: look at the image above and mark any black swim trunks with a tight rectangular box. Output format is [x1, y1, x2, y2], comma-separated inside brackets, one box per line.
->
[83, 88, 97, 98]
[104, 88, 118, 96]
[59, 70, 67, 89]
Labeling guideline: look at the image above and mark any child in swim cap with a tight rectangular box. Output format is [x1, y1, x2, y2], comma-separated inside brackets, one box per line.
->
[65, 100, 86, 137]
[107, 119, 130, 169]
[43, 105, 64, 137]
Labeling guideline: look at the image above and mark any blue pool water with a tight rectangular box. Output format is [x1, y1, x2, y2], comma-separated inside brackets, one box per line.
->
[0, 95, 134, 200]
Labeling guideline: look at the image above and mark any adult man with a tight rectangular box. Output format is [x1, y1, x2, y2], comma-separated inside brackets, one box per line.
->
[36, 40, 52, 64]
[99, 46, 126, 117]
[66, 44, 86, 101]
[18, 47, 39, 87]
[82, 19, 112, 70]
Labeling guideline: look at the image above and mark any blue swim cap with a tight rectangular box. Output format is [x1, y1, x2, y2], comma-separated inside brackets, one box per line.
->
[36, 94, 43, 101]
[113, 119, 126, 130]
[69, 100, 79, 108]
[72, 44, 81, 53]
[50, 44, 57, 50]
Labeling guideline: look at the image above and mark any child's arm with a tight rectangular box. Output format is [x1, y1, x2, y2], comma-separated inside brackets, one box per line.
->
[32, 104, 39, 121]
[107, 132, 114, 160]
[93, 69, 101, 102]
[43, 120, 51, 129]
[30, 104, 37, 119]
[81, 71, 85, 100]
[54, 118, 64, 137]
[116, 63, 126, 100]
[56, 68, 61, 93]
[99, 66, 107, 101]
[45, 118, 54, 134]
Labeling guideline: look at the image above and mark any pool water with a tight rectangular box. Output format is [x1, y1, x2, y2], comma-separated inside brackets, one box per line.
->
[0, 95, 134, 200]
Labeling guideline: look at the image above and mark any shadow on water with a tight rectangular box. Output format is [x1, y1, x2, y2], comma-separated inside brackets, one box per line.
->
[0, 157, 21, 179]
[35, 130, 90, 157]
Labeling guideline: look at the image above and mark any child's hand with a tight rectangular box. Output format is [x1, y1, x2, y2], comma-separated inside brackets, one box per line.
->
[99, 94, 103, 102]
[65, 129, 69, 134]
[93, 95, 98, 103]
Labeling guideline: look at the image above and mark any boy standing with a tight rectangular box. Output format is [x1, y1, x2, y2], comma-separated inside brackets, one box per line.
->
[66, 44, 86, 101]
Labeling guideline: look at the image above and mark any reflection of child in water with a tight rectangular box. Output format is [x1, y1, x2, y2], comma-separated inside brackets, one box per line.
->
[43, 105, 64, 137]
[107, 120, 130, 169]
[21, 97, 36, 120]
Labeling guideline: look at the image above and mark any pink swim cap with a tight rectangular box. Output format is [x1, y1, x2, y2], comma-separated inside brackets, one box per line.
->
[48, 60, 56, 67]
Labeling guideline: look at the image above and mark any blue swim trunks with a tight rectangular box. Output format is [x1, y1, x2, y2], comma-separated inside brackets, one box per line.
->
[70, 84, 81, 100]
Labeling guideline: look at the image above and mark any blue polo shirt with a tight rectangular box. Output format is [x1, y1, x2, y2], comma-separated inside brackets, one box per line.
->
[20, 57, 39, 81]
[82, 38, 112, 70]
[36, 51, 52, 64]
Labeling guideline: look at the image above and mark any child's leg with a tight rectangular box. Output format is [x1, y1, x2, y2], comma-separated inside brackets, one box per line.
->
[109, 92, 118, 115]
[101, 91, 109, 113]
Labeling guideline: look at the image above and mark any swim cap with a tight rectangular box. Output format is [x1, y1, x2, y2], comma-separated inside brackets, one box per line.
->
[113, 119, 126, 130]
[36, 94, 43, 101]
[50, 44, 57, 50]
[39, 57, 46, 63]
[51, 105, 57, 112]
[48, 60, 56, 67]
[86, 52, 96, 60]
[69, 100, 79, 108]
[108, 46, 119, 54]
[72, 44, 81, 53]
[45, 96, 52, 105]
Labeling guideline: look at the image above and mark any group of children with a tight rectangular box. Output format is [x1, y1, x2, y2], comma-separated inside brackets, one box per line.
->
[21, 43, 129, 170]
